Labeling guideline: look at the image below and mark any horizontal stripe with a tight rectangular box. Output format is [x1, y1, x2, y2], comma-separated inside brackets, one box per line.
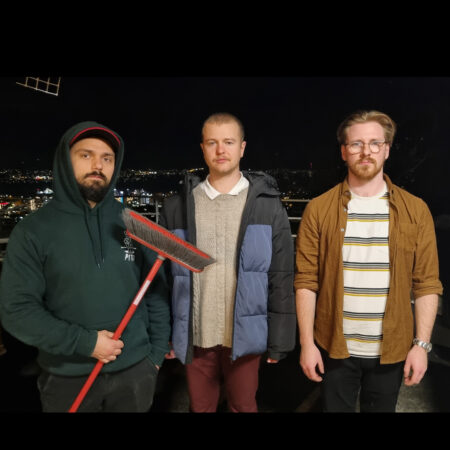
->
[348, 213, 389, 219]
[344, 333, 383, 339]
[344, 310, 384, 318]
[344, 335, 383, 343]
[344, 245, 388, 248]
[343, 262, 390, 272]
[343, 261, 389, 268]
[344, 317, 383, 321]
[344, 311, 384, 319]
[344, 236, 388, 244]
[344, 287, 389, 294]
[348, 213, 389, 221]
[349, 353, 381, 358]
[344, 294, 388, 298]
[346, 339, 382, 345]
[347, 219, 389, 223]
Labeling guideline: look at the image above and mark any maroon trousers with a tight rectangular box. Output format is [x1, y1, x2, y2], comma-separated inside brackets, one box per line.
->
[185, 345, 261, 412]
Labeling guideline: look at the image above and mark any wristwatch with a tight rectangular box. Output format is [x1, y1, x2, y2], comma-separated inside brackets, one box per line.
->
[412, 338, 432, 353]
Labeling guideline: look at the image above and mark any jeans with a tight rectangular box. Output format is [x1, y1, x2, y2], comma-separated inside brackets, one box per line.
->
[320, 349, 404, 412]
[37, 357, 159, 412]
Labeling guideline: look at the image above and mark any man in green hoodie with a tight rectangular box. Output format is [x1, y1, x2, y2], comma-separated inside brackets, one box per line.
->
[0, 121, 171, 412]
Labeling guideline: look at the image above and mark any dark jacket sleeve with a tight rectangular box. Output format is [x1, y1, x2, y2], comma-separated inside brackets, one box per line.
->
[156, 197, 178, 344]
[158, 200, 173, 296]
[267, 199, 297, 360]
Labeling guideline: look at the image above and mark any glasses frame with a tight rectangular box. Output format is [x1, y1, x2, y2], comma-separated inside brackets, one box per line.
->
[345, 140, 387, 155]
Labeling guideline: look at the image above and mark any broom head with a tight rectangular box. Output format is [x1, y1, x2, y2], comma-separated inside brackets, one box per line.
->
[122, 208, 215, 272]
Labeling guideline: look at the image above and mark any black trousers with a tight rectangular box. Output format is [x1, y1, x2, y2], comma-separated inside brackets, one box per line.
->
[37, 357, 159, 412]
[320, 350, 404, 412]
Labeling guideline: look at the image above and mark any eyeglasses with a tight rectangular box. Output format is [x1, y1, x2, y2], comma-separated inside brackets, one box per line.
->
[345, 140, 387, 154]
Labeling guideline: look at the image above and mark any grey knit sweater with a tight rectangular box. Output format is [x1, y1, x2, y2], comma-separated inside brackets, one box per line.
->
[192, 185, 248, 348]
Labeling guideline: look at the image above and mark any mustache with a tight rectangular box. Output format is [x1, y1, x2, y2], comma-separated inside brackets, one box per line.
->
[357, 157, 376, 164]
[84, 171, 107, 181]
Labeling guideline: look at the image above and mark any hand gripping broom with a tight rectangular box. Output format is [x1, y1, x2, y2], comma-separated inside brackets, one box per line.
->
[68, 208, 215, 412]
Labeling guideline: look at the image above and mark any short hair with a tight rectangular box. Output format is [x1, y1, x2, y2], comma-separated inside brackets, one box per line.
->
[337, 110, 397, 145]
[201, 112, 245, 142]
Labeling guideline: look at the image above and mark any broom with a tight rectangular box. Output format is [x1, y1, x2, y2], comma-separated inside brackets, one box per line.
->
[68, 208, 214, 412]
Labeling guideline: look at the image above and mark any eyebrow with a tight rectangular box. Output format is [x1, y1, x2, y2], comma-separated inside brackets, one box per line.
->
[206, 137, 236, 142]
[74, 148, 115, 157]
[350, 139, 384, 143]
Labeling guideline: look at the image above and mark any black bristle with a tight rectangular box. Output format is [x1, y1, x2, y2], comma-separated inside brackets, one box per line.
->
[122, 209, 215, 271]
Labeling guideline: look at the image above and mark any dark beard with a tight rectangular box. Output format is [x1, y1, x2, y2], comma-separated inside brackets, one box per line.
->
[77, 181, 110, 204]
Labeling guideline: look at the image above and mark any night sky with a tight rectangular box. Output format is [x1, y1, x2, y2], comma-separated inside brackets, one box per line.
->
[1, 76, 450, 213]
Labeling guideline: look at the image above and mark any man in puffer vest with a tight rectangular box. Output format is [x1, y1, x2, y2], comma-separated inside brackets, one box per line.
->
[160, 112, 296, 412]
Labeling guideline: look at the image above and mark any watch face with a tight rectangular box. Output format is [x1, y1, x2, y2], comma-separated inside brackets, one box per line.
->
[414, 339, 432, 352]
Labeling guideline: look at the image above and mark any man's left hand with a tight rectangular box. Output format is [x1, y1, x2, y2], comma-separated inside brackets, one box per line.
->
[403, 345, 428, 386]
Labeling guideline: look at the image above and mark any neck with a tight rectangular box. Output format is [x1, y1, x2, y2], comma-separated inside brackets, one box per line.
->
[208, 170, 241, 194]
[87, 200, 97, 209]
[347, 170, 385, 197]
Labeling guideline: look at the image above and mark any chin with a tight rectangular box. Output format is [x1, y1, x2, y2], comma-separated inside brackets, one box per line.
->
[356, 171, 376, 181]
[350, 163, 383, 181]
[211, 166, 234, 176]
[85, 180, 106, 188]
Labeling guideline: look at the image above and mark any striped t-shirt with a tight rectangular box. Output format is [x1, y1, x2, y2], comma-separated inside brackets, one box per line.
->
[342, 184, 390, 358]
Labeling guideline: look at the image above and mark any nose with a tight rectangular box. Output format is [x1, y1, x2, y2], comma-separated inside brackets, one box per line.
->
[216, 142, 225, 154]
[357, 142, 375, 158]
[361, 143, 372, 156]
[92, 155, 103, 170]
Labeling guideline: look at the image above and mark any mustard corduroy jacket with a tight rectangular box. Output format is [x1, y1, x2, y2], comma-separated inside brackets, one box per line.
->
[294, 174, 443, 364]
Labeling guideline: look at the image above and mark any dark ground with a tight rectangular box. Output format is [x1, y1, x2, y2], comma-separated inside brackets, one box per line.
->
[0, 329, 319, 413]
[2, 327, 450, 414]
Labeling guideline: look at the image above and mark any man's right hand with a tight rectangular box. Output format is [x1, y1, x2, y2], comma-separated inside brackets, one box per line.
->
[165, 348, 176, 359]
[300, 343, 324, 382]
[91, 330, 124, 364]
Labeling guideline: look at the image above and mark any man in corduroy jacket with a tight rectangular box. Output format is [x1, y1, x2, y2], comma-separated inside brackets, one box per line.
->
[295, 110, 443, 412]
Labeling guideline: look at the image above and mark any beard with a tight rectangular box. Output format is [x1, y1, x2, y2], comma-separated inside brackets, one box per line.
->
[347, 156, 384, 181]
[77, 172, 110, 204]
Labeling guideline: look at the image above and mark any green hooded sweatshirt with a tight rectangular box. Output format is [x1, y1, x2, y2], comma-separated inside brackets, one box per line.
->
[0, 121, 171, 376]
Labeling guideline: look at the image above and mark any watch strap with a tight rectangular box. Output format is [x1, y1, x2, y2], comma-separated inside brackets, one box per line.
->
[412, 338, 432, 352]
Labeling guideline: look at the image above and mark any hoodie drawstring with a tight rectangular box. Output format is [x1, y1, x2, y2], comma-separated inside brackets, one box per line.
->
[84, 210, 103, 268]
[98, 210, 105, 265]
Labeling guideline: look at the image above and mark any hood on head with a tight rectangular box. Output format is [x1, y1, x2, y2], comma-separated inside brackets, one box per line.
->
[52, 121, 124, 212]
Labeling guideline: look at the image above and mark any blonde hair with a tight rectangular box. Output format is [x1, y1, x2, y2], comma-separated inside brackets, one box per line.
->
[201, 112, 245, 142]
[337, 110, 397, 145]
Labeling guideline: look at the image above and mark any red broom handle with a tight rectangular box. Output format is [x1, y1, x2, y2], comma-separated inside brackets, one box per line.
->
[68, 255, 165, 413]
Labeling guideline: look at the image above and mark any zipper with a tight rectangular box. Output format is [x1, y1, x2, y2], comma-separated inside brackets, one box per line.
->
[185, 174, 199, 364]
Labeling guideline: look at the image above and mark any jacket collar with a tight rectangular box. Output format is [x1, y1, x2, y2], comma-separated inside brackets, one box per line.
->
[186, 170, 280, 198]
